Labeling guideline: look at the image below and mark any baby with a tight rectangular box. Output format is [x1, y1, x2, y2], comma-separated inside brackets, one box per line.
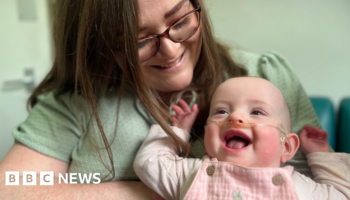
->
[134, 77, 350, 200]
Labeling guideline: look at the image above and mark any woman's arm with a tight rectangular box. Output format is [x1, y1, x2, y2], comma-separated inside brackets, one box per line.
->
[0, 143, 161, 200]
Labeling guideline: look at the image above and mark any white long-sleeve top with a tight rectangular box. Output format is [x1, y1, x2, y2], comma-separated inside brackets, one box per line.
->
[134, 125, 350, 200]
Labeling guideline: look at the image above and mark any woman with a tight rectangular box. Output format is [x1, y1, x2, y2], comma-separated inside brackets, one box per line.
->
[0, 0, 322, 199]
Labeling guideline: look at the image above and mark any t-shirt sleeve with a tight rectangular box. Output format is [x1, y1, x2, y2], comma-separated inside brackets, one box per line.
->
[12, 91, 88, 163]
[232, 50, 324, 175]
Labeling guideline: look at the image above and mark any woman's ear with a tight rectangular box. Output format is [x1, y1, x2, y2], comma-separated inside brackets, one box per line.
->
[280, 133, 300, 164]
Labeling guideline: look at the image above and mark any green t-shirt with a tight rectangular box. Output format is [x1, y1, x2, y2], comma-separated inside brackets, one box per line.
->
[13, 51, 322, 182]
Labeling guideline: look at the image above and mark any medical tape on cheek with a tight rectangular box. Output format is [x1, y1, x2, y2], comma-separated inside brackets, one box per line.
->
[276, 123, 291, 155]
[251, 122, 291, 155]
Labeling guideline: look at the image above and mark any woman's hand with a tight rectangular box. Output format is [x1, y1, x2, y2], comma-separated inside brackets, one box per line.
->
[171, 99, 199, 134]
[299, 125, 330, 155]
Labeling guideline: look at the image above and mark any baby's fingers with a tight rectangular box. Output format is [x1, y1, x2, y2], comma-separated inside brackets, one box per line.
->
[182, 104, 199, 128]
[302, 125, 328, 141]
[187, 103, 199, 120]
[308, 127, 319, 138]
[303, 125, 311, 132]
[172, 105, 184, 120]
[299, 126, 308, 141]
[191, 103, 199, 114]
[178, 99, 191, 114]
[317, 130, 328, 141]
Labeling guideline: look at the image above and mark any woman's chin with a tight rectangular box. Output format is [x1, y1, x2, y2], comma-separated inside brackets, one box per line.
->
[157, 82, 192, 93]
[153, 76, 193, 93]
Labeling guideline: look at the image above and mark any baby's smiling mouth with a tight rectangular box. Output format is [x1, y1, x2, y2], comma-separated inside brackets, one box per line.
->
[223, 130, 252, 149]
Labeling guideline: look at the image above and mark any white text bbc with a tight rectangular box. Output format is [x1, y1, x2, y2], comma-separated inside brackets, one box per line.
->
[5, 171, 101, 185]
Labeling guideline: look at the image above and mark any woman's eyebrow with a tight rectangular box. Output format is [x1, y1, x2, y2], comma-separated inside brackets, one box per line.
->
[139, 25, 147, 32]
[164, 0, 188, 19]
[139, 0, 188, 33]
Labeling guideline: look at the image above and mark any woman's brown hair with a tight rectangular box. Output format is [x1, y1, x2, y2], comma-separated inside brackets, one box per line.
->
[28, 0, 246, 180]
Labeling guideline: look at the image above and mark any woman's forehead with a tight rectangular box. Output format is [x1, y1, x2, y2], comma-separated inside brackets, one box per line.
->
[138, 0, 191, 25]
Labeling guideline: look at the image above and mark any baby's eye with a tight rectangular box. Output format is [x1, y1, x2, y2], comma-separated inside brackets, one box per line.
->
[251, 109, 266, 116]
[215, 109, 228, 115]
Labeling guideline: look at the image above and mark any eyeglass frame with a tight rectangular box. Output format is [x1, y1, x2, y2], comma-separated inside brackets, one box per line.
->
[138, 5, 202, 62]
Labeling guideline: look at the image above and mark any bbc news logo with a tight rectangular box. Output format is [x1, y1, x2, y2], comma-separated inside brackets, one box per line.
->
[5, 171, 101, 185]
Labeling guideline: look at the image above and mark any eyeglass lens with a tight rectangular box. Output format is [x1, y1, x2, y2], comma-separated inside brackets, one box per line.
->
[138, 11, 200, 62]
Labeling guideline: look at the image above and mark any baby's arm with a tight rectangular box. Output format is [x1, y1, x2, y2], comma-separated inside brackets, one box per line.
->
[299, 125, 330, 155]
[294, 152, 350, 199]
[133, 125, 202, 200]
[297, 126, 350, 199]
[134, 101, 199, 199]
[171, 99, 199, 134]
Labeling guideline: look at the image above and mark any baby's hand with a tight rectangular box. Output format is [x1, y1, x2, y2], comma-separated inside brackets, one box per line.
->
[299, 125, 330, 155]
[171, 99, 199, 134]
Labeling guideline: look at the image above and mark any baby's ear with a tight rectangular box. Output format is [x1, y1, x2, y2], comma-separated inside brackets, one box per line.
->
[280, 133, 300, 164]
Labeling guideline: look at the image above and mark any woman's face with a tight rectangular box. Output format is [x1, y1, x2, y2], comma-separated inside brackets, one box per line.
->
[138, 0, 202, 93]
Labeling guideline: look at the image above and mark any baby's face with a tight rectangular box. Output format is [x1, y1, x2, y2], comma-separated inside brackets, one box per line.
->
[204, 77, 290, 167]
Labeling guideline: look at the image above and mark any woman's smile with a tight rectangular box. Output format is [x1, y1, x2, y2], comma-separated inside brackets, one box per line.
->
[150, 50, 185, 71]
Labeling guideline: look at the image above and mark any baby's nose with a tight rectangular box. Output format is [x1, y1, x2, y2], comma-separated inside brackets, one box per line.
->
[227, 111, 246, 124]
[228, 119, 243, 124]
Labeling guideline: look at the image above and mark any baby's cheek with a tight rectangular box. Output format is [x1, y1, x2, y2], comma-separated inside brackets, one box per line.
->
[256, 134, 283, 167]
[204, 128, 218, 157]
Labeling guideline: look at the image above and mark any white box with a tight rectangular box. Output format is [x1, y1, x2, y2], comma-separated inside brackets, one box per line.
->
[5, 171, 19, 185]
[23, 171, 37, 185]
[40, 171, 54, 185]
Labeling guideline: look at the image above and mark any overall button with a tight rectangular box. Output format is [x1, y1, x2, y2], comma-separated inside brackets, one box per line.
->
[272, 175, 283, 185]
[206, 166, 215, 176]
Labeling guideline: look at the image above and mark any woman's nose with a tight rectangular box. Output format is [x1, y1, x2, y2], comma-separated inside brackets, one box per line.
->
[156, 36, 181, 59]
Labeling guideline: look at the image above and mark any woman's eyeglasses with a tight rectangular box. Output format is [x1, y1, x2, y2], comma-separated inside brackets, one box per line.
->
[138, 6, 201, 62]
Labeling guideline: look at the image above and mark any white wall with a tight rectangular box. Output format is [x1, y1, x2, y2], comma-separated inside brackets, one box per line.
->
[207, 0, 350, 108]
[0, 0, 53, 161]
[0, 0, 349, 160]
